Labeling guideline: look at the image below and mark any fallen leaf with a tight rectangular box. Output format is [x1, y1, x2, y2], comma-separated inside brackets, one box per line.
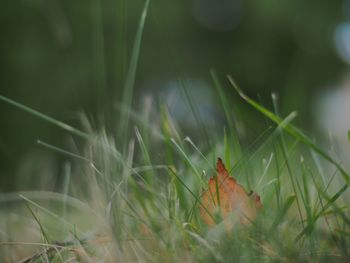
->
[200, 158, 262, 227]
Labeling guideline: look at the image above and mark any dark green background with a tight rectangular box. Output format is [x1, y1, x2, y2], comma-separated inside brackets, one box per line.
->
[0, 0, 347, 190]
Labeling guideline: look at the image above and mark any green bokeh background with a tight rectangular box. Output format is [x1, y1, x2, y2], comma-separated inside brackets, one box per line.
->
[0, 0, 347, 190]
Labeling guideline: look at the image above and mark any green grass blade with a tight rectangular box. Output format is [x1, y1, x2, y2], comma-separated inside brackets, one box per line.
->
[171, 138, 202, 183]
[184, 136, 214, 171]
[228, 75, 350, 185]
[23, 201, 50, 244]
[300, 157, 313, 229]
[135, 127, 152, 168]
[91, 0, 107, 99]
[0, 95, 90, 139]
[61, 162, 72, 247]
[37, 139, 92, 163]
[115, 0, 128, 89]
[177, 78, 212, 151]
[19, 194, 84, 235]
[135, 127, 154, 186]
[256, 152, 274, 189]
[118, 0, 150, 142]
[315, 184, 349, 223]
[167, 168, 216, 224]
[211, 69, 242, 166]
[295, 184, 348, 241]
[224, 127, 231, 172]
[270, 194, 296, 231]
[272, 94, 304, 227]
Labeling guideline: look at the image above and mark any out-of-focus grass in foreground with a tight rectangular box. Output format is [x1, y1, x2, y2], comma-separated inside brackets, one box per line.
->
[0, 75, 349, 262]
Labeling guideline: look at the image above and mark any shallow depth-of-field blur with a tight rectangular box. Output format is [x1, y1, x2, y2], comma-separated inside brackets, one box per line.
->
[1, 0, 350, 262]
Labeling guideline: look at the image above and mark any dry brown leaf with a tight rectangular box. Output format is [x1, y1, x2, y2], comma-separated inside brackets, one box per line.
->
[200, 158, 262, 227]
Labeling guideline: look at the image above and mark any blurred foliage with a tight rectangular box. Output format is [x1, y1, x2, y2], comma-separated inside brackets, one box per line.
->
[0, 0, 347, 190]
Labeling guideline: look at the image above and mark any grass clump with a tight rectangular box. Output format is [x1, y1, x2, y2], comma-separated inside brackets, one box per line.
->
[0, 79, 349, 262]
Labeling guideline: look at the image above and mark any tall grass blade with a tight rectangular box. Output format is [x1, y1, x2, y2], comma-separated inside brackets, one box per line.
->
[91, 0, 107, 101]
[135, 127, 154, 186]
[19, 194, 84, 235]
[228, 75, 350, 184]
[171, 138, 202, 183]
[24, 202, 50, 244]
[115, 0, 128, 90]
[177, 78, 212, 150]
[184, 136, 214, 171]
[224, 127, 231, 172]
[270, 194, 296, 231]
[37, 139, 92, 163]
[118, 0, 150, 142]
[167, 168, 215, 223]
[211, 69, 242, 164]
[272, 94, 304, 227]
[295, 184, 348, 241]
[0, 95, 89, 139]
